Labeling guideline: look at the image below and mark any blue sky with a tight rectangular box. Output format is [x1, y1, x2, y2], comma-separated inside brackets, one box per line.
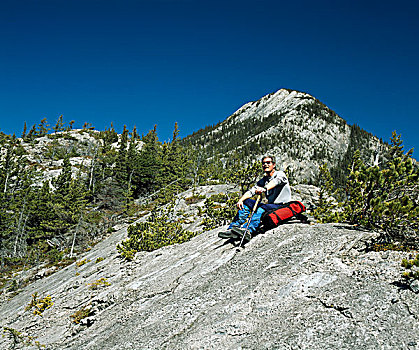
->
[0, 0, 417, 153]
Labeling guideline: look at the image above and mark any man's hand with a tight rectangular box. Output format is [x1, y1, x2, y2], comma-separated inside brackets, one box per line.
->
[236, 199, 245, 210]
[255, 186, 266, 194]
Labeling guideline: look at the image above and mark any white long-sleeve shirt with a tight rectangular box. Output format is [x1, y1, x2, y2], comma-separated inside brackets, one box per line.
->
[247, 170, 291, 204]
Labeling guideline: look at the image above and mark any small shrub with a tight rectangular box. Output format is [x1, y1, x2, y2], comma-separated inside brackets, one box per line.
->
[87, 278, 111, 290]
[185, 195, 205, 205]
[6, 279, 19, 293]
[226, 160, 261, 194]
[46, 248, 65, 264]
[371, 243, 412, 252]
[117, 204, 197, 259]
[76, 259, 90, 267]
[70, 305, 93, 324]
[95, 257, 105, 263]
[313, 162, 341, 223]
[201, 192, 240, 231]
[25, 292, 53, 316]
[401, 254, 419, 280]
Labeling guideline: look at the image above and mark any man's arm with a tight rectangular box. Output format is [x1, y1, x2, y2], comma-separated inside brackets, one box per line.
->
[236, 185, 265, 210]
[265, 172, 287, 191]
[236, 191, 252, 210]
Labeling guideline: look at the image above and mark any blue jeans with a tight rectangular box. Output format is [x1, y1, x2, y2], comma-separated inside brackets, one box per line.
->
[228, 199, 281, 234]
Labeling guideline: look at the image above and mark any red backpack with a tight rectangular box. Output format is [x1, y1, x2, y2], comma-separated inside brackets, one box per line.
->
[261, 201, 307, 230]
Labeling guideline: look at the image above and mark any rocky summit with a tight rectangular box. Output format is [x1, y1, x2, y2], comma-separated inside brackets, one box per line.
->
[1, 213, 418, 349]
[183, 89, 386, 183]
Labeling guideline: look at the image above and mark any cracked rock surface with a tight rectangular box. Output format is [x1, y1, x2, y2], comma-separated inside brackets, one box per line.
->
[1, 221, 418, 349]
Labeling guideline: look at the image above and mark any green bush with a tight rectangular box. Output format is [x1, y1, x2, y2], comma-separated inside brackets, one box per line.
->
[401, 254, 419, 280]
[185, 194, 205, 205]
[201, 192, 240, 231]
[25, 292, 53, 316]
[87, 278, 110, 290]
[225, 160, 261, 194]
[313, 132, 418, 249]
[70, 305, 93, 324]
[117, 205, 197, 260]
[76, 259, 90, 267]
[313, 162, 341, 223]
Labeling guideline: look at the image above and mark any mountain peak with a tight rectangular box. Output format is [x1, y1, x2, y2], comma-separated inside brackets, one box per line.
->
[183, 88, 383, 184]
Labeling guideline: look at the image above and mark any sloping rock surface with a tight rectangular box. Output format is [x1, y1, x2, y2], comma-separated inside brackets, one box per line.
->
[1, 221, 418, 349]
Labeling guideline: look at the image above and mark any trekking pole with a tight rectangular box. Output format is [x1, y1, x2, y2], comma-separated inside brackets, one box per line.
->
[238, 194, 261, 249]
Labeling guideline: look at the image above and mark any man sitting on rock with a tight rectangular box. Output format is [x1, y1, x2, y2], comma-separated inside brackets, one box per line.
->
[218, 155, 291, 242]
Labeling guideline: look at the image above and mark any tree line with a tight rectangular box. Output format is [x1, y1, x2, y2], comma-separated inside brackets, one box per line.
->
[0, 118, 234, 273]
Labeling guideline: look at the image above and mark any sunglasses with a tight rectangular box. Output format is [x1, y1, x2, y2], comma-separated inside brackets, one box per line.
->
[262, 161, 272, 165]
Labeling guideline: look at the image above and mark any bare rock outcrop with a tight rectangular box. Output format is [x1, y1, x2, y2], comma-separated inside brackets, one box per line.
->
[1, 221, 418, 349]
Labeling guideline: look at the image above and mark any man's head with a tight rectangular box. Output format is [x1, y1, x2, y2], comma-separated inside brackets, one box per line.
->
[261, 155, 276, 174]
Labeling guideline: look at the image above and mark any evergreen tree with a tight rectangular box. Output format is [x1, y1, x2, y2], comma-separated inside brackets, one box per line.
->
[388, 130, 412, 159]
[160, 123, 187, 188]
[114, 125, 134, 207]
[54, 155, 72, 197]
[53, 115, 65, 133]
[67, 120, 75, 131]
[313, 162, 340, 222]
[126, 134, 139, 198]
[136, 125, 161, 195]
[26, 124, 37, 140]
[0, 143, 15, 193]
[9, 178, 32, 258]
[131, 125, 139, 140]
[316, 133, 418, 248]
[21, 122, 27, 139]
[25, 181, 53, 250]
[37, 118, 50, 136]
[115, 125, 129, 187]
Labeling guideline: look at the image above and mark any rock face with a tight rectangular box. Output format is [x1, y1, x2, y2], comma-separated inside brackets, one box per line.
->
[1, 219, 418, 349]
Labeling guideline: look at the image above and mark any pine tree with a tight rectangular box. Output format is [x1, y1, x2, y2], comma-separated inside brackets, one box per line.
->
[67, 120, 75, 131]
[0, 189, 14, 266]
[319, 133, 418, 248]
[136, 125, 161, 195]
[115, 125, 129, 187]
[37, 118, 50, 136]
[0, 144, 14, 193]
[313, 162, 340, 222]
[343, 149, 367, 224]
[10, 179, 32, 258]
[114, 125, 134, 207]
[131, 125, 139, 140]
[54, 155, 72, 197]
[26, 124, 37, 140]
[161, 123, 185, 183]
[53, 115, 65, 133]
[21, 122, 27, 139]
[126, 134, 139, 198]
[26, 181, 52, 249]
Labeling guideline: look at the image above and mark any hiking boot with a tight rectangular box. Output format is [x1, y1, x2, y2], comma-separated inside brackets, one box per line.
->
[218, 230, 240, 239]
[231, 227, 252, 241]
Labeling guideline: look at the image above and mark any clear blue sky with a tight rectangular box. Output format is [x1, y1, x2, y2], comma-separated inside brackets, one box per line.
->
[0, 0, 417, 153]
